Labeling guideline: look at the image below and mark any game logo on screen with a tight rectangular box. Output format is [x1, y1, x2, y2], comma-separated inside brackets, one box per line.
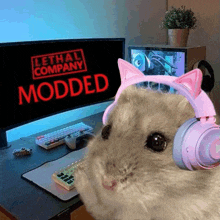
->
[18, 49, 109, 105]
[0, 39, 124, 129]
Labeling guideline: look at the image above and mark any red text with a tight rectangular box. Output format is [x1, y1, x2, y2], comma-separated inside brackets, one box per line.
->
[18, 74, 109, 105]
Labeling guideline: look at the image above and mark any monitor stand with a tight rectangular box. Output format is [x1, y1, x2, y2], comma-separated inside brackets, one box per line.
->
[0, 129, 11, 150]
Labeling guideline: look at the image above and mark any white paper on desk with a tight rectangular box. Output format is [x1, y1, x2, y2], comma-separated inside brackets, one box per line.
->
[22, 147, 88, 201]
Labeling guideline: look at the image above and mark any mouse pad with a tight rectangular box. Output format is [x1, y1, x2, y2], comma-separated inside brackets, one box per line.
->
[22, 147, 88, 201]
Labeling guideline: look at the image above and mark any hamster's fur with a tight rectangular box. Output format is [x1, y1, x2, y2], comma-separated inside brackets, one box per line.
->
[74, 85, 220, 220]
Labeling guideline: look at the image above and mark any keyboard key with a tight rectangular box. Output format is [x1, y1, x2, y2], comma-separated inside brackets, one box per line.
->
[52, 157, 85, 190]
[57, 173, 64, 177]
[61, 175, 68, 179]
[35, 122, 93, 150]
[45, 141, 50, 146]
[37, 135, 44, 140]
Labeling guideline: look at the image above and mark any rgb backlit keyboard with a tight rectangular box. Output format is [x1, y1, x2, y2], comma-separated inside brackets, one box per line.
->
[52, 157, 85, 190]
[35, 122, 93, 150]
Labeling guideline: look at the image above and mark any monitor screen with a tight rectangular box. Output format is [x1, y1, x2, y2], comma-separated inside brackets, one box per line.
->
[0, 38, 125, 137]
[129, 46, 186, 93]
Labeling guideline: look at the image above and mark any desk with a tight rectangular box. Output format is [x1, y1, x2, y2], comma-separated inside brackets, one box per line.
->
[0, 112, 103, 220]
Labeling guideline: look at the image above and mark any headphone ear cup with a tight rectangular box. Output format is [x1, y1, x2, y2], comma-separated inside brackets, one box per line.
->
[202, 75, 214, 92]
[173, 118, 198, 170]
[193, 60, 215, 92]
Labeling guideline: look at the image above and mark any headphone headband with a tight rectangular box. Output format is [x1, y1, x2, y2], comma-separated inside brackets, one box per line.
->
[103, 59, 216, 125]
[102, 59, 220, 171]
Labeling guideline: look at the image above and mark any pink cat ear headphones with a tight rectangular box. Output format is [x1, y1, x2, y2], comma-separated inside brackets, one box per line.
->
[103, 59, 220, 171]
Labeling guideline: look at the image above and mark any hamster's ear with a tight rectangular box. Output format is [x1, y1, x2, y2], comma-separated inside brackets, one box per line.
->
[174, 68, 202, 99]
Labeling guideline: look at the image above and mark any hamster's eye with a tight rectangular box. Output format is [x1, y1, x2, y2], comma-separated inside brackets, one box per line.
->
[145, 132, 167, 152]
[101, 124, 112, 140]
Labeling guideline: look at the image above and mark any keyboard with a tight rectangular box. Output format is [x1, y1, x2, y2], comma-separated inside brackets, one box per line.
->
[35, 122, 93, 150]
[52, 157, 85, 190]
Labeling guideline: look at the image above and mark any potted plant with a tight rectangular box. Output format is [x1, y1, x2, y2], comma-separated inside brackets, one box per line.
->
[161, 5, 197, 47]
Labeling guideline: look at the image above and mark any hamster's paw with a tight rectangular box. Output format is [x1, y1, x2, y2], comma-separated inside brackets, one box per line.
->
[74, 161, 99, 207]
[74, 161, 88, 191]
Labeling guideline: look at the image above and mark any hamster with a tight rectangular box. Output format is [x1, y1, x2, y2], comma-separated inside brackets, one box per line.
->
[74, 85, 220, 220]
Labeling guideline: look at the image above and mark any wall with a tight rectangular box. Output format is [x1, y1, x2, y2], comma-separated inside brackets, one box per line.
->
[125, 0, 167, 59]
[1, 0, 167, 141]
[0, 0, 127, 42]
[168, 0, 220, 115]
[0, 0, 167, 58]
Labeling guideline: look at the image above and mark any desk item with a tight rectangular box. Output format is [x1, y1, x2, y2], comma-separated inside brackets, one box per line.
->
[13, 147, 32, 156]
[64, 132, 94, 150]
[64, 134, 78, 150]
[22, 147, 88, 201]
[35, 122, 93, 150]
[52, 157, 85, 190]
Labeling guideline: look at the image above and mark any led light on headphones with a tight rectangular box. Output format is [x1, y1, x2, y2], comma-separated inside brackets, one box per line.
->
[210, 139, 220, 160]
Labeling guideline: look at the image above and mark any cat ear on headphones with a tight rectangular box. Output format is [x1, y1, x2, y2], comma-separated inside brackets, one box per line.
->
[118, 59, 203, 99]
[174, 68, 203, 99]
[118, 58, 144, 84]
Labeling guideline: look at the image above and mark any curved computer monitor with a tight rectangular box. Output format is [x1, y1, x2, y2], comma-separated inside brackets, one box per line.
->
[0, 38, 125, 148]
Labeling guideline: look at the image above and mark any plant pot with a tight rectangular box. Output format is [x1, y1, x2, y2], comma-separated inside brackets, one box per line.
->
[168, 29, 190, 47]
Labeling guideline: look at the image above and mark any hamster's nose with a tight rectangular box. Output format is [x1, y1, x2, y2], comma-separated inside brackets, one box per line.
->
[102, 177, 117, 191]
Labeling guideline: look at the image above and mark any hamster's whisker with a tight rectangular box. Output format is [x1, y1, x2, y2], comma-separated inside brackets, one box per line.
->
[138, 199, 148, 213]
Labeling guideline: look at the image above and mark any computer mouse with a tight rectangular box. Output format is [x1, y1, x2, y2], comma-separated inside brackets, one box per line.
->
[64, 132, 95, 150]
[64, 134, 77, 150]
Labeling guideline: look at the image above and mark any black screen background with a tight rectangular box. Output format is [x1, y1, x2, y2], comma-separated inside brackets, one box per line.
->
[0, 38, 125, 130]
